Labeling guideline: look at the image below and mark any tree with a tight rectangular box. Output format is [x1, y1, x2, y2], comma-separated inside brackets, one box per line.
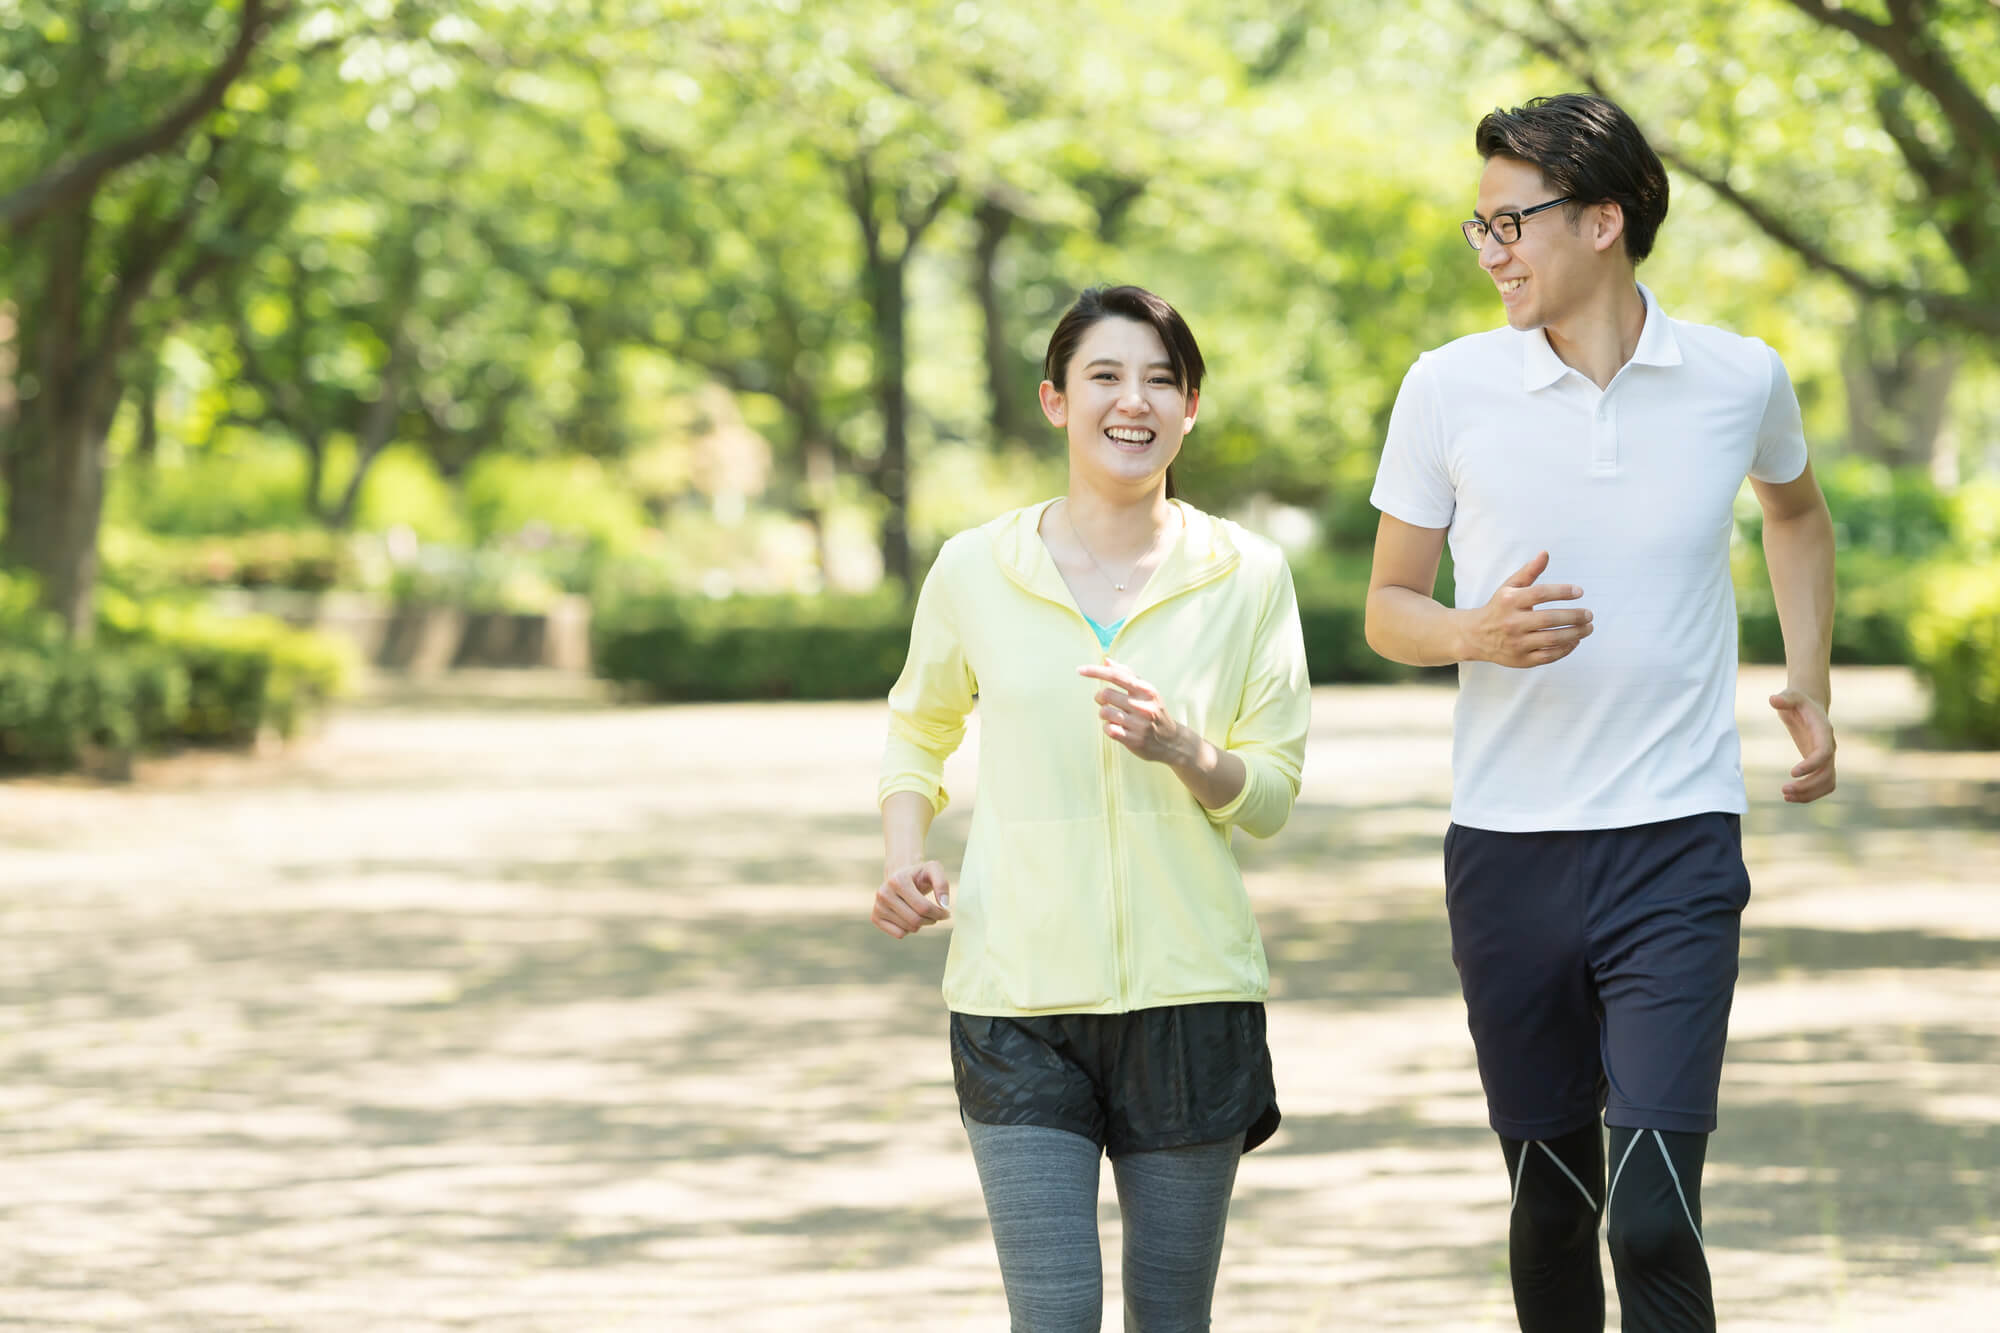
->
[1, 0, 282, 638]
[1467, 0, 2000, 468]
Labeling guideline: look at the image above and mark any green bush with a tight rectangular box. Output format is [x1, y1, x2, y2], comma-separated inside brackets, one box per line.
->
[594, 582, 1420, 702]
[594, 593, 912, 701]
[1908, 561, 2000, 748]
[102, 527, 357, 597]
[0, 573, 351, 770]
[1734, 547, 1918, 666]
[106, 439, 313, 536]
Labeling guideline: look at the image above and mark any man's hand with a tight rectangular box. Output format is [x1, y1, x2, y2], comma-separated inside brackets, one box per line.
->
[873, 860, 952, 939]
[1769, 689, 1837, 803]
[1466, 551, 1593, 668]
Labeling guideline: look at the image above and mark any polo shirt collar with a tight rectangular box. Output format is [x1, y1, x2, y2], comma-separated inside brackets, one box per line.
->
[1519, 282, 1684, 391]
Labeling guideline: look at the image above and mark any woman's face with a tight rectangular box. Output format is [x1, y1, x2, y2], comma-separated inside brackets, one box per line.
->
[1039, 317, 1198, 494]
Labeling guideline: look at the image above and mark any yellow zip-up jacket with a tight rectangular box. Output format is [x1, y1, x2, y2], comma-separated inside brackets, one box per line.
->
[879, 499, 1311, 1017]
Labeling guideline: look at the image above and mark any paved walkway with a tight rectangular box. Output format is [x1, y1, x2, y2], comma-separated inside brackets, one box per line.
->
[0, 667, 1994, 1330]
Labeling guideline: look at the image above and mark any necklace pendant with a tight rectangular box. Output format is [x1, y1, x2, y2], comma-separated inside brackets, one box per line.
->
[1114, 582, 1125, 591]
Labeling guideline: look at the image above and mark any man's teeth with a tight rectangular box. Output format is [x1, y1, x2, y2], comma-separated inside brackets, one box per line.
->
[1107, 428, 1154, 443]
[1500, 278, 1527, 293]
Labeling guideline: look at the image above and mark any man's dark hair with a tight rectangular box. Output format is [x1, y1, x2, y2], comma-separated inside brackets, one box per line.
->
[1474, 94, 1670, 263]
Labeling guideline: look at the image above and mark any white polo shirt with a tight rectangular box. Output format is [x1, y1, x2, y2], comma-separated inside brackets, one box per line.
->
[1371, 284, 1809, 832]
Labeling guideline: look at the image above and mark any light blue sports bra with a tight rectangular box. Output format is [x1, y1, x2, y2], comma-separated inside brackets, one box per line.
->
[1083, 613, 1126, 650]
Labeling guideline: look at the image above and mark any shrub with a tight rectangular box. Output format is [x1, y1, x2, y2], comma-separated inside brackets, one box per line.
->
[1734, 547, 1917, 666]
[594, 593, 911, 702]
[102, 527, 358, 597]
[1908, 561, 2000, 748]
[594, 582, 1420, 702]
[100, 593, 353, 743]
[0, 573, 351, 770]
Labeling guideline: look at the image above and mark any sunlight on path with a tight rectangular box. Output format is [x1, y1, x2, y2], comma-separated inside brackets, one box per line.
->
[0, 668, 1992, 1329]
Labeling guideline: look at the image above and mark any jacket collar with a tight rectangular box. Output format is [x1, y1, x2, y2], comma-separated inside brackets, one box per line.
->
[1520, 281, 1684, 391]
[988, 498, 1241, 619]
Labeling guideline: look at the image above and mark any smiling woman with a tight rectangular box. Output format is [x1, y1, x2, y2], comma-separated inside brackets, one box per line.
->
[871, 284, 1313, 1330]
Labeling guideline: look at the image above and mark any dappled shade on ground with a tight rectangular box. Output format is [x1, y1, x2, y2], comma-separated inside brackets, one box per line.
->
[0, 668, 1994, 1329]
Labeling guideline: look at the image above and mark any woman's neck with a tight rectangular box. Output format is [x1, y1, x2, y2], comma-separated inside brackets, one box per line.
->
[1062, 481, 1176, 559]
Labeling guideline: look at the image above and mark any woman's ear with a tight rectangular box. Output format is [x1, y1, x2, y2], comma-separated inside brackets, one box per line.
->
[1039, 379, 1067, 427]
[1182, 387, 1200, 434]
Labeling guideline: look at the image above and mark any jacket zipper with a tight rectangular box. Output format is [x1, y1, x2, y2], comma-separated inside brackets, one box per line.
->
[999, 543, 1243, 1012]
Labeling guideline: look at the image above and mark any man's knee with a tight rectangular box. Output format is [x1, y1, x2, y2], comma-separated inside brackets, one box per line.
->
[1606, 1199, 1703, 1272]
[1514, 1184, 1600, 1260]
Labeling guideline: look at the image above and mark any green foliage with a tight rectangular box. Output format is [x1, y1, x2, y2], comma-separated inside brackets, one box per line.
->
[593, 592, 913, 702]
[1734, 465, 2000, 669]
[1734, 548, 1918, 667]
[353, 446, 473, 545]
[593, 572, 1418, 702]
[460, 453, 651, 554]
[105, 441, 314, 536]
[99, 594, 352, 744]
[101, 527, 356, 597]
[0, 572, 351, 770]
[1908, 562, 2000, 748]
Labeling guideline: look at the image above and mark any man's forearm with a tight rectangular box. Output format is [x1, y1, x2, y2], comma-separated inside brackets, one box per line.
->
[1762, 505, 1836, 708]
[1365, 585, 1472, 667]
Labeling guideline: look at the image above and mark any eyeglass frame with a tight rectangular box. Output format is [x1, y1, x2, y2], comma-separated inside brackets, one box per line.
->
[1460, 196, 1574, 250]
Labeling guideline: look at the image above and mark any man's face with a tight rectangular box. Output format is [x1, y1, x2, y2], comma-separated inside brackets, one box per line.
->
[1472, 156, 1596, 332]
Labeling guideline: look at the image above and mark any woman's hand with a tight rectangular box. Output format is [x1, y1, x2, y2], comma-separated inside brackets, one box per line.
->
[1078, 660, 1189, 765]
[873, 859, 952, 939]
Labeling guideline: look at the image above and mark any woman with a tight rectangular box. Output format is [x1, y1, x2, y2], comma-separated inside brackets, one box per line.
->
[873, 285, 1310, 1332]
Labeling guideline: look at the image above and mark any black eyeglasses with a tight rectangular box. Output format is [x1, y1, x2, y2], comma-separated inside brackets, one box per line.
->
[1461, 197, 1572, 249]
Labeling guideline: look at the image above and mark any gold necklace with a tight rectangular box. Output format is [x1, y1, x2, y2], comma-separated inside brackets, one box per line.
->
[1066, 502, 1174, 592]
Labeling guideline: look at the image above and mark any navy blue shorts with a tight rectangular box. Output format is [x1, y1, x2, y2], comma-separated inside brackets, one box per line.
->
[1443, 812, 1752, 1139]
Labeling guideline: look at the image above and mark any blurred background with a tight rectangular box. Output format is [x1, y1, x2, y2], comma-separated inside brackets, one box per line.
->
[2, 0, 1997, 759]
[5, 6, 1999, 1329]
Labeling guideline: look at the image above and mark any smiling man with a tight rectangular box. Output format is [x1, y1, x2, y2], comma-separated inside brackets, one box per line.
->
[1364, 95, 1837, 1331]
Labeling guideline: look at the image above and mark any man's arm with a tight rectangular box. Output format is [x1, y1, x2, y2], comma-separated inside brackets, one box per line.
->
[1752, 462, 1837, 802]
[1364, 515, 1594, 668]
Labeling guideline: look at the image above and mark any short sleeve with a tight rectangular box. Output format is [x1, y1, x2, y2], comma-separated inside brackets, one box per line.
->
[1751, 343, 1809, 484]
[1370, 357, 1456, 529]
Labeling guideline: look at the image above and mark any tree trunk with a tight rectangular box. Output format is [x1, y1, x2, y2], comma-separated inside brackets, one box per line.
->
[131, 354, 161, 464]
[2, 400, 111, 644]
[1, 207, 115, 641]
[329, 338, 406, 529]
[866, 249, 913, 587]
[1840, 322, 1961, 470]
[974, 199, 1030, 446]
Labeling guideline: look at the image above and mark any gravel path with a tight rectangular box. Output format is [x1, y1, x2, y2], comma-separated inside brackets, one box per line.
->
[1, 667, 1993, 1330]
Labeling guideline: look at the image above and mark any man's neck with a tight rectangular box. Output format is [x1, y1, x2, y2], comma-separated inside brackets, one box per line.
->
[1543, 279, 1648, 391]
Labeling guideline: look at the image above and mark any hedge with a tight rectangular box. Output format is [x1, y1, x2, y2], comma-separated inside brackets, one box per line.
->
[1908, 561, 2000, 748]
[593, 588, 1416, 702]
[0, 575, 352, 771]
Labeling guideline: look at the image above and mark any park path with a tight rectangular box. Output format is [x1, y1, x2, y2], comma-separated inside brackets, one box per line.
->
[0, 667, 1994, 1331]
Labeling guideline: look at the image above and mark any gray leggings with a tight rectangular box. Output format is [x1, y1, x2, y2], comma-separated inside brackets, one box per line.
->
[962, 1118, 1242, 1333]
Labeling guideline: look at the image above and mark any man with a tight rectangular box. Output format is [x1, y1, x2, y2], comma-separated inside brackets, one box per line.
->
[1365, 94, 1836, 1331]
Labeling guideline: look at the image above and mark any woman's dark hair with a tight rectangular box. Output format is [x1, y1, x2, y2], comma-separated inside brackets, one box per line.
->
[1042, 285, 1205, 500]
[1474, 93, 1670, 263]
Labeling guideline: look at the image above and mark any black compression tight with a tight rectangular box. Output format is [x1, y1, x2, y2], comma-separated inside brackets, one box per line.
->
[1501, 1124, 1714, 1332]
